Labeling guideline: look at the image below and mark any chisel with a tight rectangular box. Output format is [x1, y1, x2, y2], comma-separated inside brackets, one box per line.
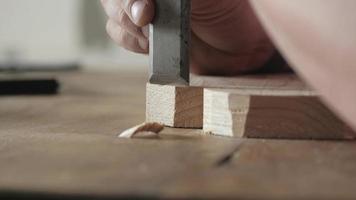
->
[149, 0, 191, 86]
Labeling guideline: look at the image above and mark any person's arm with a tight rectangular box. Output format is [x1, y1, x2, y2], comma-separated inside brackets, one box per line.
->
[250, 0, 356, 130]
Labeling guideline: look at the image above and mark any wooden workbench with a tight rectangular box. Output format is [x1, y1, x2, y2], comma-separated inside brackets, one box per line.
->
[1, 71, 356, 200]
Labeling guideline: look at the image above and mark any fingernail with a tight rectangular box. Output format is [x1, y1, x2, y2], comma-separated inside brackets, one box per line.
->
[138, 38, 148, 50]
[131, 0, 147, 25]
[142, 25, 149, 38]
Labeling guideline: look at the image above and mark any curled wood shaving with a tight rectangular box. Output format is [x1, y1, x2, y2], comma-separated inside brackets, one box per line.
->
[118, 122, 164, 138]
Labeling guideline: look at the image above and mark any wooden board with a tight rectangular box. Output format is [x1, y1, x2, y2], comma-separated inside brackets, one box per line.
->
[202, 74, 355, 139]
[191, 73, 310, 90]
[2, 71, 356, 199]
[146, 74, 305, 129]
[146, 83, 203, 128]
[147, 74, 355, 139]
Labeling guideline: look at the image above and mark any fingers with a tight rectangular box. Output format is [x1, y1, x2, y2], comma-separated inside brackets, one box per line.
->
[120, 0, 155, 26]
[106, 19, 149, 53]
[101, 0, 154, 54]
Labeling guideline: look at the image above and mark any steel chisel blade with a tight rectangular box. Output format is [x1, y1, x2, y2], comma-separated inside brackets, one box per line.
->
[149, 0, 190, 85]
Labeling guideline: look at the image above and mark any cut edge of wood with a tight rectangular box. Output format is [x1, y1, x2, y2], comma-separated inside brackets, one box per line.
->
[146, 83, 203, 128]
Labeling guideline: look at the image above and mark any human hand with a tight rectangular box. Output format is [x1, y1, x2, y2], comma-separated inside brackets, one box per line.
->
[101, 0, 153, 54]
[101, 0, 275, 75]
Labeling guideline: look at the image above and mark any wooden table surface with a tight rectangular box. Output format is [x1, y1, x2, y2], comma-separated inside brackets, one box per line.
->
[1, 71, 356, 200]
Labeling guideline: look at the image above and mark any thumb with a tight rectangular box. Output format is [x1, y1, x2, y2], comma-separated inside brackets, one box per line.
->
[122, 0, 155, 27]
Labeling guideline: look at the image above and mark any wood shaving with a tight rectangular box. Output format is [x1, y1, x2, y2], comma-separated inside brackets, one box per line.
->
[118, 122, 164, 138]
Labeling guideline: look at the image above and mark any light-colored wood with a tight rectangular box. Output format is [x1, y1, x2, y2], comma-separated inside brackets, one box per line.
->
[146, 83, 203, 128]
[191, 73, 312, 92]
[203, 74, 355, 139]
[146, 74, 307, 129]
[118, 122, 164, 138]
[147, 74, 355, 138]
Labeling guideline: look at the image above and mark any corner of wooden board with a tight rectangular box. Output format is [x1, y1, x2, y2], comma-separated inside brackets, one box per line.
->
[146, 83, 203, 128]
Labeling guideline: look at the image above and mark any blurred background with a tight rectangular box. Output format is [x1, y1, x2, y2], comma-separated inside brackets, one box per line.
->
[0, 0, 148, 72]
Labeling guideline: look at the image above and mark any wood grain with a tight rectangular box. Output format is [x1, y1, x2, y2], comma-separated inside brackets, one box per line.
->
[146, 83, 203, 128]
[203, 74, 355, 139]
[2, 71, 356, 199]
[162, 139, 356, 200]
[191, 73, 312, 92]
[147, 74, 355, 138]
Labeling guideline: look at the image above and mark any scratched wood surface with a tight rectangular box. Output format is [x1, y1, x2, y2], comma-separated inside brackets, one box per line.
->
[1, 71, 356, 200]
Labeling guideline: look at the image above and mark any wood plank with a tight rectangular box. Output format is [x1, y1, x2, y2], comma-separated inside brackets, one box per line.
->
[191, 73, 311, 91]
[146, 74, 306, 129]
[146, 83, 203, 128]
[2, 72, 356, 199]
[203, 74, 355, 139]
[147, 73, 355, 138]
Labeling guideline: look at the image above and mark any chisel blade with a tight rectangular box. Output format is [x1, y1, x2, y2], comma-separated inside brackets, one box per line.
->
[149, 0, 190, 86]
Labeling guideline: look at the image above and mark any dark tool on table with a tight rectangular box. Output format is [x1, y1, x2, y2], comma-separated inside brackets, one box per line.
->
[149, 0, 191, 85]
[0, 62, 78, 95]
[0, 49, 79, 95]
[0, 78, 59, 95]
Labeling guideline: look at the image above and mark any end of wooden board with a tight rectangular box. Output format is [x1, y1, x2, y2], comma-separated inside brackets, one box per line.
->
[203, 88, 356, 140]
[146, 83, 203, 128]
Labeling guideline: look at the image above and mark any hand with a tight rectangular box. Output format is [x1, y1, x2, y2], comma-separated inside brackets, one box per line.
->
[101, 0, 275, 75]
[101, 0, 153, 54]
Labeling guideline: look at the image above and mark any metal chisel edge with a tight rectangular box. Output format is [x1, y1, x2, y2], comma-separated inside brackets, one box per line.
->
[149, 0, 191, 86]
